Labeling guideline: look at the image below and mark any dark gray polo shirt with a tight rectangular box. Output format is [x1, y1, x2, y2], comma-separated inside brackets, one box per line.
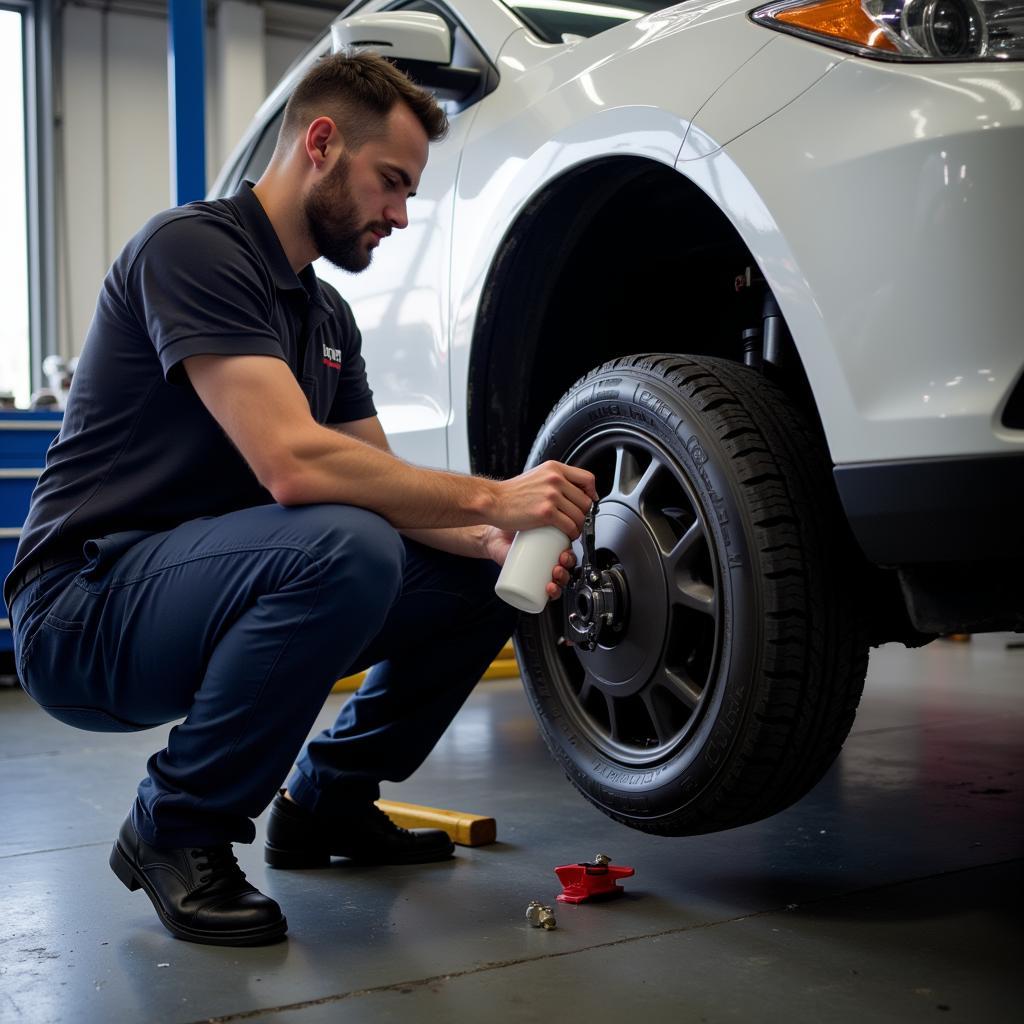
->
[5, 182, 376, 607]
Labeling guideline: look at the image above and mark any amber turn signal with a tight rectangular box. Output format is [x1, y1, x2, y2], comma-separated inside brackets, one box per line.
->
[773, 0, 901, 52]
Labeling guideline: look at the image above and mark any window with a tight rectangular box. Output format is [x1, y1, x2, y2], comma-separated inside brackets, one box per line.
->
[501, 0, 676, 43]
[0, 7, 29, 407]
[238, 105, 287, 185]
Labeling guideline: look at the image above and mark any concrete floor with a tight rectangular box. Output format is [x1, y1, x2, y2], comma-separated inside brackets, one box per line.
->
[1, 634, 1021, 1024]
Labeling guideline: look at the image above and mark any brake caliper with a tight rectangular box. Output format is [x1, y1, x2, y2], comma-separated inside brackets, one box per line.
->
[562, 501, 629, 651]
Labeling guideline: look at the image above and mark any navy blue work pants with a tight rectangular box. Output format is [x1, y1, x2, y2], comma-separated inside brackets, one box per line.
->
[10, 504, 518, 848]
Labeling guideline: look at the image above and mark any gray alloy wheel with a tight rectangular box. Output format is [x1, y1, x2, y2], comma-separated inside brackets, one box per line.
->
[514, 354, 870, 836]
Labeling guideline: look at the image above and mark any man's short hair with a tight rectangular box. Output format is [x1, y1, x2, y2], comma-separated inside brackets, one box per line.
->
[279, 50, 448, 154]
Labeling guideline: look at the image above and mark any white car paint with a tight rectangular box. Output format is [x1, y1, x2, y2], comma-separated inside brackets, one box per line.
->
[686, 42, 1024, 461]
[213, 0, 1024, 472]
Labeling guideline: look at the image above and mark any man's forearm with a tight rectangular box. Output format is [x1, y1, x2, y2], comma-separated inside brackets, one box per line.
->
[399, 524, 491, 559]
[276, 425, 498, 529]
[185, 354, 596, 537]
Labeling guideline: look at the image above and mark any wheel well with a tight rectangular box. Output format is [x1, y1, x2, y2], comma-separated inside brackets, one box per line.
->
[467, 156, 821, 480]
[467, 157, 921, 646]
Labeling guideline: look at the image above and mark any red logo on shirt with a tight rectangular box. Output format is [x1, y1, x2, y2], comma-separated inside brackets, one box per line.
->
[322, 343, 342, 371]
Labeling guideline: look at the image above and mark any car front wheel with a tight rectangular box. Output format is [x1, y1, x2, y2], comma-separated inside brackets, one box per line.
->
[514, 355, 870, 836]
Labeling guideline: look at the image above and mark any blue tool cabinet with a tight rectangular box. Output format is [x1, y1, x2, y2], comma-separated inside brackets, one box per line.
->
[1, 411, 63, 657]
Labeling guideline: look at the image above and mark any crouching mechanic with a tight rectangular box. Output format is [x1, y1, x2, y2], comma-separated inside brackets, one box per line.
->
[4, 52, 597, 947]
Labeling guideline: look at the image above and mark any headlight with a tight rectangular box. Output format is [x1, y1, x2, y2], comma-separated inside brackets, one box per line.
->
[752, 0, 1024, 60]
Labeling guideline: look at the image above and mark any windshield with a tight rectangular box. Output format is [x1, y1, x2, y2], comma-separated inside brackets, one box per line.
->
[501, 0, 678, 42]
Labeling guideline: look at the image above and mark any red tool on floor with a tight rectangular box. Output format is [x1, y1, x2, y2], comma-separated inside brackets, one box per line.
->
[555, 854, 635, 903]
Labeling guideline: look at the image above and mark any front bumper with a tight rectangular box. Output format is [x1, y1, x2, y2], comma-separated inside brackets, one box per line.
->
[834, 452, 1024, 564]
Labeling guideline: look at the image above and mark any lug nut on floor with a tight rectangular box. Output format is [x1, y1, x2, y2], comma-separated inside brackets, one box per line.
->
[525, 900, 557, 930]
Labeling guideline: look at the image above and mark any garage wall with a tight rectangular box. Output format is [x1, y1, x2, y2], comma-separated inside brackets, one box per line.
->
[57, 0, 336, 358]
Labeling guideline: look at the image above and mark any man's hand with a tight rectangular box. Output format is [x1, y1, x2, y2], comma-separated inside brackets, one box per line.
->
[490, 461, 598, 540]
[483, 526, 578, 601]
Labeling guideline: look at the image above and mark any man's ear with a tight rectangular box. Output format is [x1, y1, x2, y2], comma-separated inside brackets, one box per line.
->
[304, 116, 338, 170]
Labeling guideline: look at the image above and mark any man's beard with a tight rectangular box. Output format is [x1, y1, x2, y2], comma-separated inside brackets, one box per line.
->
[305, 154, 388, 273]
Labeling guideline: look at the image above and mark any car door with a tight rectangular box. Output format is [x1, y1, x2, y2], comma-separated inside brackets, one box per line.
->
[217, 0, 500, 469]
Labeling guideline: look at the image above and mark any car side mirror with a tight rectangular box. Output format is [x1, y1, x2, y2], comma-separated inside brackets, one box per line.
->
[331, 12, 452, 63]
[331, 12, 482, 99]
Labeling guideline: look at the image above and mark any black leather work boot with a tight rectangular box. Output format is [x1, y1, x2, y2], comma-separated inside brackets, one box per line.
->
[264, 791, 454, 868]
[109, 812, 287, 946]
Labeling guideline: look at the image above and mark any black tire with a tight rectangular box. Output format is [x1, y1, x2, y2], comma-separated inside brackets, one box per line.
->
[515, 354, 869, 836]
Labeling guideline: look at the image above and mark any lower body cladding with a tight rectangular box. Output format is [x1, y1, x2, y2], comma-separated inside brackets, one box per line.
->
[835, 452, 1024, 634]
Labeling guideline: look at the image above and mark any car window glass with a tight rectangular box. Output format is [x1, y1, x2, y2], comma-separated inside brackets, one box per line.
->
[501, 0, 676, 43]
[238, 105, 286, 185]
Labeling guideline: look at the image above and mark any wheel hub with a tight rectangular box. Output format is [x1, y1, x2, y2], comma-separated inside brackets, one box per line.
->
[565, 564, 629, 648]
[562, 502, 669, 698]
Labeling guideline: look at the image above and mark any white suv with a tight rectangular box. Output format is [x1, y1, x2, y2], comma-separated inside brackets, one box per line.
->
[213, 0, 1024, 837]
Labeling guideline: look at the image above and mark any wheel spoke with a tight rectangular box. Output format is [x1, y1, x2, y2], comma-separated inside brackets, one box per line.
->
[578, 670, 598, 705]
[631, 455, 663, 505]
[581, 667, 602, 708]
[666, 519, 705, 573]
[611, 444, 642, 498]
[603, 692, 621, 742]
[656, 666, 703, 711]
[672, 576, 715, 615]
[641, 692, 670, 745]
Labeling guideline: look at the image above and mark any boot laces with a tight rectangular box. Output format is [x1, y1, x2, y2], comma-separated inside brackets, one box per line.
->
[190, 845, 246, 888]
[365, 804, 410, 836]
